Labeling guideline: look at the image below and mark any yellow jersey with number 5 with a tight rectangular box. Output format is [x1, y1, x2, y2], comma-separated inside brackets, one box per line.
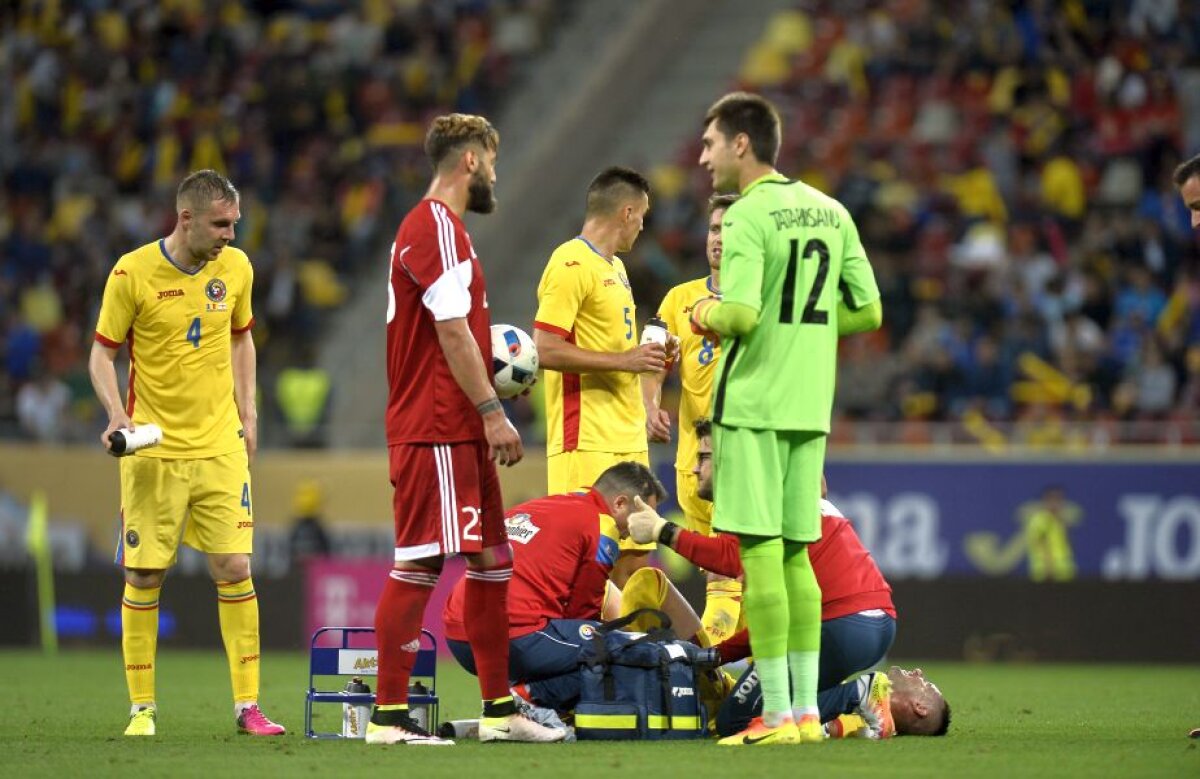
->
[534, 237, 645, 456]
[94, 240, 254, 459]
[657, 276, 720, 471]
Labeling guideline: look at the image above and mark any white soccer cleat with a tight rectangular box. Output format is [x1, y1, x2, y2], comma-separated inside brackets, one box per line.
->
[478, 712, 567, 743]
[365, 717, 454, 745]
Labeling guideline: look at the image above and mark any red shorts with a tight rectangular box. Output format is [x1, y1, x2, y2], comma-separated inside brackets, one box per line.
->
[389, 441, 505, 562]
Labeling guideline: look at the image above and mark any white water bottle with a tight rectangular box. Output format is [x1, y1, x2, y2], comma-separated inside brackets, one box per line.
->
[640, 316, 669, 347]
[342, 677, 372, 738]
[108, 424, 163, 457]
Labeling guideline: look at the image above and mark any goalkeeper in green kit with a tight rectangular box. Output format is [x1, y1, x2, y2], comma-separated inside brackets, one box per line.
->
[690, 92, 883, 746]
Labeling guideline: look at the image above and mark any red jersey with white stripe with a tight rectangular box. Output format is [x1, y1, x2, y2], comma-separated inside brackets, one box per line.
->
[675, 499, 895, 621]
[443, 489, 622, 640]
[385, 199, 491, 445]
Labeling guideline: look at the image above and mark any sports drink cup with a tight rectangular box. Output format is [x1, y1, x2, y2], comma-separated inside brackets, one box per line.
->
[342, 677, 372, 738]
[641, 316, 669, 347]
[108, 424, 163, 457]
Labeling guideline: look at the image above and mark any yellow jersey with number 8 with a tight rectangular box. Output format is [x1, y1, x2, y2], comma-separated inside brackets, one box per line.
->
[94, 239, 254, 459]
[657, 276, 720, 471]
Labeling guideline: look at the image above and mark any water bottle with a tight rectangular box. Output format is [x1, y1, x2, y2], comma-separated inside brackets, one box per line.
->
[438, 719, 479, 739]
[108, 423, 163, 457]
[640, 316, 669, 347]
[341, 677, 372, 739]
[408, 681, 431, 732]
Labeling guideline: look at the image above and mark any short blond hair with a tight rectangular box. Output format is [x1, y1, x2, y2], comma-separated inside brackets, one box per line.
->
[425, 114, 500, 168]
[177, 169, 238, 213]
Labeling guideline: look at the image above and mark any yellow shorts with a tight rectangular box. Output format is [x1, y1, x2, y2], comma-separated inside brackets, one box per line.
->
[116, 450, 254, 569]
[548, 449, 653, 551]
[675, 467, 714, 536]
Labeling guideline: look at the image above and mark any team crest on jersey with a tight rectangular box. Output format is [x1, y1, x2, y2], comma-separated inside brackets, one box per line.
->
[504, 513, 541, 545]
[618, 272, 631, 290]
[125, 529, 140, 548]
[578, 624, 596, 640]
[205, 278, 227, 303]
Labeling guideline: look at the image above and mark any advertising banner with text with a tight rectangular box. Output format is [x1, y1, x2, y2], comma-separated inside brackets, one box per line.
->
[823, 460, 1200, 581]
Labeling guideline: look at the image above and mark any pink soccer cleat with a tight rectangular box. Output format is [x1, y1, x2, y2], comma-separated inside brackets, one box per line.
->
[237, 704, 286, 736]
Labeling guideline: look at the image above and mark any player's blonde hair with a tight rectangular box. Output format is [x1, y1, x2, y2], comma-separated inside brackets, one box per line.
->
[425, 114, 500, 169]
[177, 169, 239, 213]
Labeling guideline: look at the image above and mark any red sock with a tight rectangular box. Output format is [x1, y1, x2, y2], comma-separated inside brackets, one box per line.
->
[464, 563, 513, 701]
[374, 570, 437, 704]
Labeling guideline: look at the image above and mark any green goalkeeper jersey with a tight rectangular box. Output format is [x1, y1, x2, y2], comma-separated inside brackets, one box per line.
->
[713, 172, 879, 432]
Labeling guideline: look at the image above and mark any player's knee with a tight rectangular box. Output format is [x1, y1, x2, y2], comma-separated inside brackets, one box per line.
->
[467, 542, 513, 570]
[207, 553, 252, 583]
[124, 567, 166, 588]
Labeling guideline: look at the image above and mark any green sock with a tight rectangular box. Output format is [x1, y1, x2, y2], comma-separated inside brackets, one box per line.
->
[783, 541, 821, 716]
[738, 536, 790, 722]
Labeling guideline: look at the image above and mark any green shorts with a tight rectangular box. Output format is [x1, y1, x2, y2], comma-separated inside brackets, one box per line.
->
[711, 424, 825, 542]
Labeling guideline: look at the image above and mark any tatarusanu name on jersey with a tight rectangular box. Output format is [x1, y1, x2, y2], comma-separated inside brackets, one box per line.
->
[767, 206, 842, 231]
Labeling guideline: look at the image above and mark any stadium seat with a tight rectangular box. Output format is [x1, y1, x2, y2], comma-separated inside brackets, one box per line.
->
[304, 626, 439, 739]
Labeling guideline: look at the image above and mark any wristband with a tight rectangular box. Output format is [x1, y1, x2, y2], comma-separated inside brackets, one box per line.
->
[657, 521, 679, 547]
[475, 397, 503, 416]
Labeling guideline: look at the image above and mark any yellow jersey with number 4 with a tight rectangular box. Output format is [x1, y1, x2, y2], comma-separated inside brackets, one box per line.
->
[94, 239, 254, 459]
[657, 276, 720, 470]
[534, 237, 645, 456]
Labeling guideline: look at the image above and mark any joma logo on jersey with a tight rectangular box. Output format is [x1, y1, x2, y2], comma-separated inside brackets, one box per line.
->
[354, 656, 378, 670]
[564, 261, 581, 267]
[237, 521, 253, 529]
[126, 663, 152, 671]
[157, 289, 185, 300]
[505, 513, 541, 544]
[672, 686, 694, 698]
[240, 654, 260, 665]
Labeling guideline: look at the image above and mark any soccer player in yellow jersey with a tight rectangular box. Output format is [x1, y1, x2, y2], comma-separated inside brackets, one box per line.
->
[642, 193, 743, 645]
[88, 170, 284, 738]
[534, 166, 670, 586]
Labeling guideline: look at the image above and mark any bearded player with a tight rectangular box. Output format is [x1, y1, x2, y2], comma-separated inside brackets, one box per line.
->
[370, 113, 562, 745]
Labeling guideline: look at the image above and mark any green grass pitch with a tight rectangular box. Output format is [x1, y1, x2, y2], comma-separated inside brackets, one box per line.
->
[1, 649, 1197, 777]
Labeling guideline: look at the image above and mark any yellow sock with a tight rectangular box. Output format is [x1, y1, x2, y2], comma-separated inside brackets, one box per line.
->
[618, 567, 669, 632]
[216, 578, 260, 704]
[700, 579, 743, 647]
[827, 713, 869, 738]
[122, 583, 160, 706]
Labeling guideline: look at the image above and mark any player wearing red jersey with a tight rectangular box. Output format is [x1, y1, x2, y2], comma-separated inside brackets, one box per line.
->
[443, 462, 667, 710]
[371, 114, 560, 745]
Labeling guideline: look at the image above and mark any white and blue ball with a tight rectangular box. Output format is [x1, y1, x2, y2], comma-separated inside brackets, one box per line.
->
[490, 324, 539, 399]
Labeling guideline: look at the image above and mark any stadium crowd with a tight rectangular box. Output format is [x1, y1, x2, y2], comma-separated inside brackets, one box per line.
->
[0, 0, 567, 443]
[635, 1, 1200, 447]
[4, 1, 1200, 449]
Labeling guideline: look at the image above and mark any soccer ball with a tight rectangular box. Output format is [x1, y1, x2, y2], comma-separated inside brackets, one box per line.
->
[490, 324, 539, 399]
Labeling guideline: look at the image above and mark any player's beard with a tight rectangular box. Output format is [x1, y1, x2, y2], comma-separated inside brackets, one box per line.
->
[697, 480, 713, 501]
[467, 170, 496, 214]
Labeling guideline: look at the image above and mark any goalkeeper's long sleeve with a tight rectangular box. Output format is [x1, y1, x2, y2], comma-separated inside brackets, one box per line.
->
[697, 300, 759, 337]
[837, 298, 882, 335]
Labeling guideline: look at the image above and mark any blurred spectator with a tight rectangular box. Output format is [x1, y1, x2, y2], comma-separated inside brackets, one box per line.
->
[287, 479, 331, 566]
[274, 346, 332, 448]
[15, 361, 70, 442]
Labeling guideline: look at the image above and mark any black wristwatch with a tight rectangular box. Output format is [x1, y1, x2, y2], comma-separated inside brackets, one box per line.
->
[658, 521, 679, 547]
